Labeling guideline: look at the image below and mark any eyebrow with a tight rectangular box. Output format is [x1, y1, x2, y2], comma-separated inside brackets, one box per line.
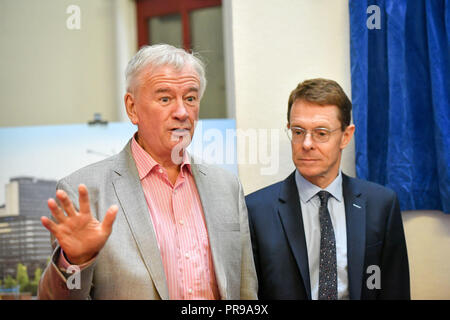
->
[290, 125, 331, 130]
[185, 87, 199, 93]
[154, 88, 172, 94]
[154, 87, 199, 94]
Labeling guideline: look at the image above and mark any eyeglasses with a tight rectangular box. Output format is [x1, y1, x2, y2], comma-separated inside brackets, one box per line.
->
[286, 126, 341, 143]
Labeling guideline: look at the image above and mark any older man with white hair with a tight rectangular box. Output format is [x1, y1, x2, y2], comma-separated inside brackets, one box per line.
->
[38, 44, 257, 300]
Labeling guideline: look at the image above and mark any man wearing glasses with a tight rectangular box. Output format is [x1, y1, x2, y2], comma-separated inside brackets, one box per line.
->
[246, 78, 410, 300]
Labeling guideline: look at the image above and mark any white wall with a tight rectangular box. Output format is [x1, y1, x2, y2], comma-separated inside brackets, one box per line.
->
[0, 0, 136, 127]
[402, 211, 450, 299]
[224, 0, 354, 194]
[113, 0, 138, 121]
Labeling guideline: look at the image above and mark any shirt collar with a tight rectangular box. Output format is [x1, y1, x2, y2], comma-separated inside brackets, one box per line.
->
[295, 169, 343, 203]
[131, 134, 192, 180]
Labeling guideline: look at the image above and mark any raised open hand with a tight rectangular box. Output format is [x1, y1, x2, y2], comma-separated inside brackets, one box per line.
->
[41, 184, 118, 265]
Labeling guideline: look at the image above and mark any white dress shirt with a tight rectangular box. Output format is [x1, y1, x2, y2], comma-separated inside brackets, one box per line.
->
[295, 170, 349, 300]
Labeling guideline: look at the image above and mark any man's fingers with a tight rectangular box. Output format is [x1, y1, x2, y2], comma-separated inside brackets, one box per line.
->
[78, 184, 91, 214]
[41, 216, 58, 235]
[56, 189, 77, 217]
[101, 205, 118, 234]
[47, 198, 67, 223]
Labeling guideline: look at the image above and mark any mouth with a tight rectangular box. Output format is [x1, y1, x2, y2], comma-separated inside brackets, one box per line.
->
[299, 158, 319, 164]
[169, 128, 192, 141]
[170, 128, 191, 134]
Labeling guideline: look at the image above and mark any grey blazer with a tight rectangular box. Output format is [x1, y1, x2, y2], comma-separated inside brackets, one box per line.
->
[38, 141, 257, 300]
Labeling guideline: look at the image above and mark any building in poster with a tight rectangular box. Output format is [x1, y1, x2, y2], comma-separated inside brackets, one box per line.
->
[0, 177, 55, 279]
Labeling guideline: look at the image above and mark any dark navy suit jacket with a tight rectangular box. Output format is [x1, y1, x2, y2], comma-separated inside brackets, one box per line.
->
[246, 171, 410, 300]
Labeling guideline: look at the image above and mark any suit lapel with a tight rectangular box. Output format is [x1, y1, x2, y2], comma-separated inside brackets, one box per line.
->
[277, 171, 312, 299]
[190, 162, 230, 299]
[342, 174, 366, 300]
[111, 143, 169, 299]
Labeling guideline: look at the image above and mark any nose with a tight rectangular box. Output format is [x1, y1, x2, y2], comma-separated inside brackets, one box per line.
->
[302, 132, 314, 150]
[172, 97, 189, 121]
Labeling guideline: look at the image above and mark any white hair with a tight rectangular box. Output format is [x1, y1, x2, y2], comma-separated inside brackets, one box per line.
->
[125, 44, 207, 98]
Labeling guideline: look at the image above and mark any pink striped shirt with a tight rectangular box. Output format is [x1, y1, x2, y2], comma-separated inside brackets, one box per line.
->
[131, 137, 219, 300]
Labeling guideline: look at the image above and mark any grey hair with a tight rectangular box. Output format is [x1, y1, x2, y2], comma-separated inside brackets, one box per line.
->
[125, 44, 207, 98]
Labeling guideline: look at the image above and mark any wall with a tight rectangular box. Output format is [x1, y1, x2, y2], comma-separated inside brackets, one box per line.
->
[224, 0, 355, 195]
[0, 0, 136, 127]
[402, 211, 450, 299]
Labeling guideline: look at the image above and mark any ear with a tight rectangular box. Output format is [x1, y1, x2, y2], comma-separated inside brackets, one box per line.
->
[124, 92, 138, 125]
[340, 124, 355, 150]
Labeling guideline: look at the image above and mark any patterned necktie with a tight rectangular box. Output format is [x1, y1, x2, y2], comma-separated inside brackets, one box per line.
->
[317, 190, 338, 300]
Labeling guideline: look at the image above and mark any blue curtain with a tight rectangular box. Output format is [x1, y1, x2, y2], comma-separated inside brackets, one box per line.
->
[349, 0, 450, 213]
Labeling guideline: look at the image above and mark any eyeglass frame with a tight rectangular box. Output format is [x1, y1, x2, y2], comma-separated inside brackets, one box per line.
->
[285, 126, 342, 143]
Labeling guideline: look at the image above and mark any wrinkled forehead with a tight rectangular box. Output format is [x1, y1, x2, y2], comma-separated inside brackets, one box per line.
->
[139, 63, 200, 83]
[132, 65, 199, 96]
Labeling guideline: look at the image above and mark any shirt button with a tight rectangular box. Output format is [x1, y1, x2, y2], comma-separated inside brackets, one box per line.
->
[179, 220, 184, 225]
[158, 168, 163, 173]
[188, 288, 193, 294]
[185, 252, 190, 259]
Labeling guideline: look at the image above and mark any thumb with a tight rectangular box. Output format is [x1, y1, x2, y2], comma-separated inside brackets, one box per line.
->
[101, 205, 118, 234]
